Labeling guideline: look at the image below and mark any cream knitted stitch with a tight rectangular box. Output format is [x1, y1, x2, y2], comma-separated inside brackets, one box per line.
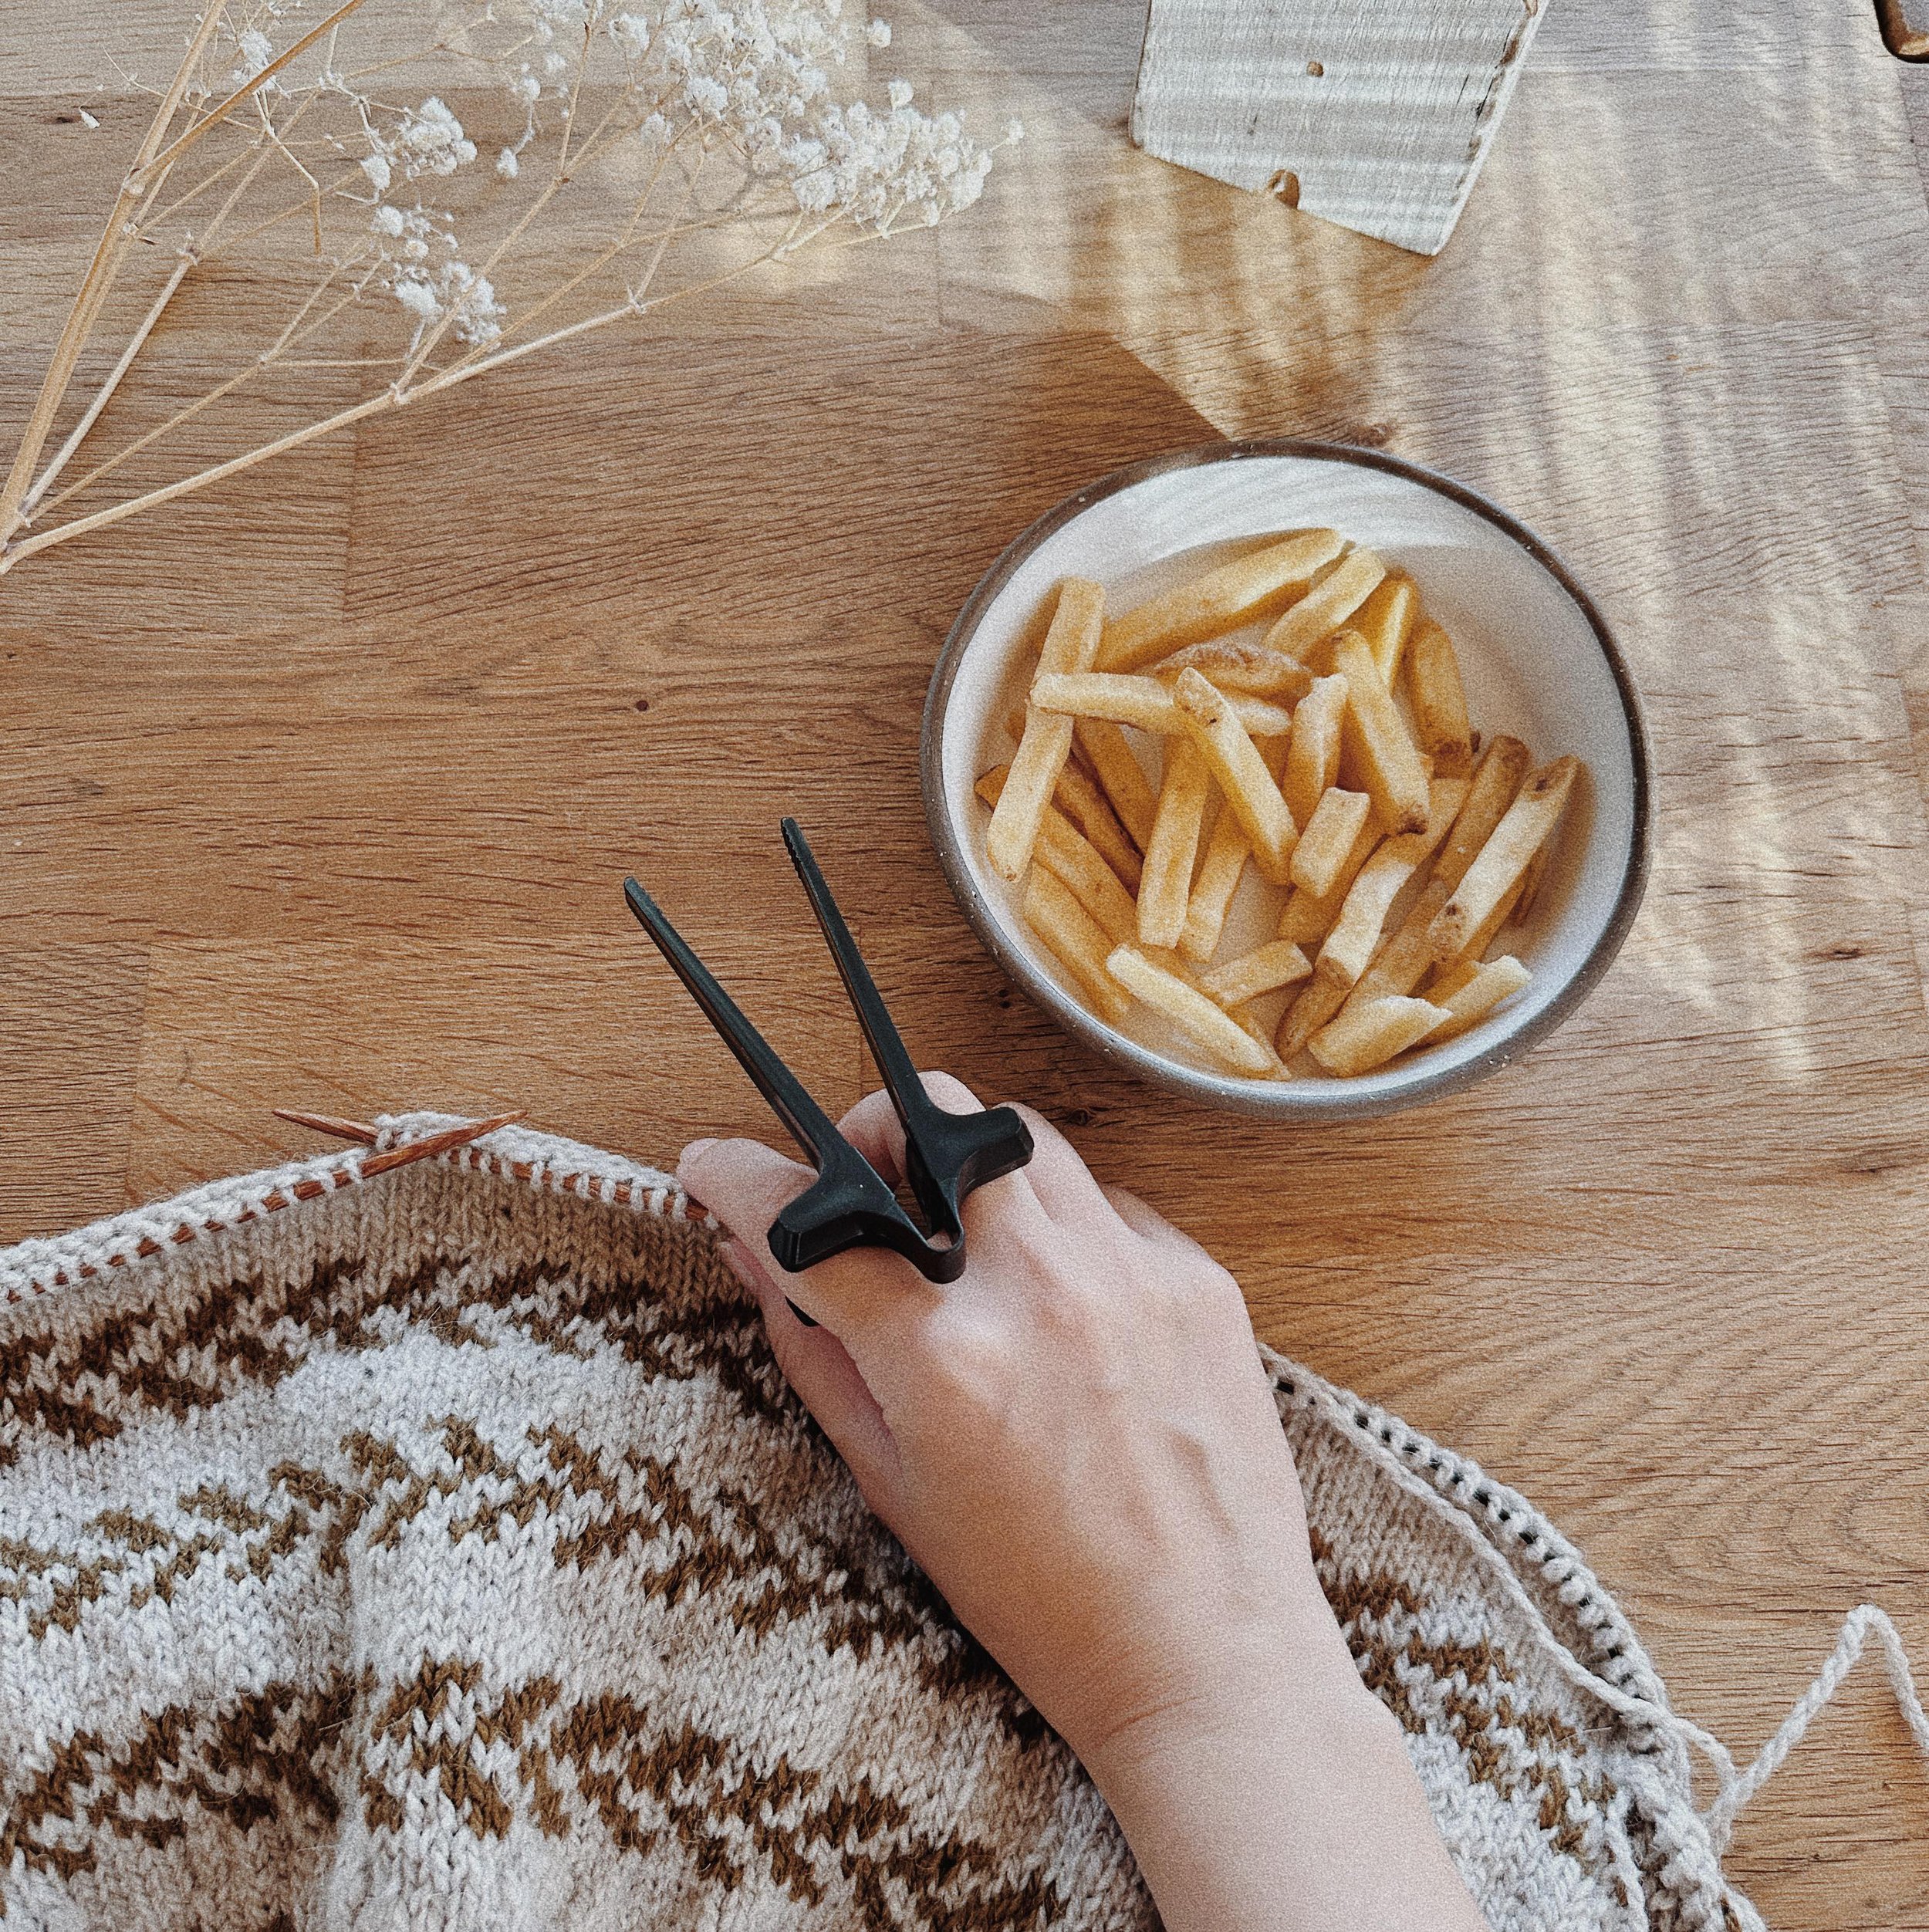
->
[0, 1115, 1920, 1931]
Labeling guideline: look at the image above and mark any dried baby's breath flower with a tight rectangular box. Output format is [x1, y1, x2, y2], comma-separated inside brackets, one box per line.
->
[0, 0, 1023, 573]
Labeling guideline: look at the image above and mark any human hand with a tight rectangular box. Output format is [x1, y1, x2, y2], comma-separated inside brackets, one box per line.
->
[681, 1072, 1348, 1766]
[680, 1073, 1488, 1932]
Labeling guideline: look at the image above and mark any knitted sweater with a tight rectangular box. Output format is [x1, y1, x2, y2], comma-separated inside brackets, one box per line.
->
[0, 1115, 1885, 1931]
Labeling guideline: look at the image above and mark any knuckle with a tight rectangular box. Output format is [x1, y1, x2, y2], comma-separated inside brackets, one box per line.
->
[918, 1069, 983, 1113]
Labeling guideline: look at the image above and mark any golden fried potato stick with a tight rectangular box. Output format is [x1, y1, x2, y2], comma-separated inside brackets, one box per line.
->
[1451, 874, 1527, 968]
[1177, 802, 1251, 962]
[1052, 758, 1143, 890]
[1329, 735, 1531, 1015]
[1353, 573, 1417, 685]
[1406, 617, 1473, 779]
[1262, 546, 1387, 660]
[1106, 945, 1279, 1076]
[1177, 728, 1294, 961]
[1022, 868, 1136, 1023]
[1277, 812, 1384, 946]
[1314, 778, 1468, 988]
[1308, 995, 1448, 1077]
[1425, 755, 1580, 965]
[1276, 971, 1352, 1060]
[1327, 629, 1431, 833]
[1424, 955, 1531, 1043]
[977, 765, 1137, 943]
[1289, 788, 1372, 897]
[1032, 671, 1295, 739]
[1096, 529, 1345, 670]
[1513, 832, 1552, 920]
[1147, 638, 1313, 704]
[1199, 940, 1312, 1009]
[985, 578, 1106, 880]
[1073, 717, 1157, 849]
[1136, 735, 1213, 948]
[1282, 671, 1346, 828]
[1171, 668, 1299, 885]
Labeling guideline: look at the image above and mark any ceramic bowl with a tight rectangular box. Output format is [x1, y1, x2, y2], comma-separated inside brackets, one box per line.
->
[921, 441, 1651, 1119]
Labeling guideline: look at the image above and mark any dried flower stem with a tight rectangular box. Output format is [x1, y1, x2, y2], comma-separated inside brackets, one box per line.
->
[2, 0, 1019, 575]
[21, 253, 196, 516]
[0, 2, 232, 539]
[131, 0, 374, 188]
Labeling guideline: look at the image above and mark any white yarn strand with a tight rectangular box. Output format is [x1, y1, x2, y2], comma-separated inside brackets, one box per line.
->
[1703, 1603, 1929, 1851]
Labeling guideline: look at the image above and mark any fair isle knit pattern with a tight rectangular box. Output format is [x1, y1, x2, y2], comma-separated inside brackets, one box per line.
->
[0, 1117, 1777, 1931]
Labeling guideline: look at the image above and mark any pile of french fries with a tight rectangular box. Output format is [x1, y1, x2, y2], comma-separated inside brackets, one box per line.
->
[975, 529, 1583, 1081]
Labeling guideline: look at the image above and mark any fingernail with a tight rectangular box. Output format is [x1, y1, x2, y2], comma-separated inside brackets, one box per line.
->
[679, 1137, 717, 1172]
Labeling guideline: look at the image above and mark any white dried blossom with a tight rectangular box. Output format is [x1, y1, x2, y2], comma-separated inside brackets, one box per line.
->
[231, 29, 274, 83]
[372, 204, 407, 237]
[361, 153, 393, 193]
[395, 97, 477, 177]
[610, 12, 652, 57]
[387, 257, 505, 346]
[865, 18, 889, 46]
[496, 147, 519, 177]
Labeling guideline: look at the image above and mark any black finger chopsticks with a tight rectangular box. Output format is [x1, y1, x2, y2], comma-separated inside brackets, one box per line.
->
[623, 819, 1032, 1286]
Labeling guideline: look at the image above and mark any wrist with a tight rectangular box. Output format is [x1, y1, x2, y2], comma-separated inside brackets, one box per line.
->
[1077, 1658, 1485, 1932]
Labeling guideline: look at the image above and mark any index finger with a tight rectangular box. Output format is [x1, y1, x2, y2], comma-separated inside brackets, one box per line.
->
[677, 1136, 935, 1363]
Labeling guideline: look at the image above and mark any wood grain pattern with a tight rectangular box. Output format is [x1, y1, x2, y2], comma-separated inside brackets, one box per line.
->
[5, 3, 1929, 1927]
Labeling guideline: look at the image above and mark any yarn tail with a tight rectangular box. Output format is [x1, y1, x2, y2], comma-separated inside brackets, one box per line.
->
[1703, 1603, 1929, 1852]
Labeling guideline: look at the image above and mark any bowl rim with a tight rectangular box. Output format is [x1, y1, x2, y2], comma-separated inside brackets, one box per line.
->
[921, 437, 1654, 1120]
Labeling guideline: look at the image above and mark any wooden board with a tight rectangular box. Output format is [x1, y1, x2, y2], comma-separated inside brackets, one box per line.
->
[1131, 0, 1549, 255]
[5, 2, 1929, 1926]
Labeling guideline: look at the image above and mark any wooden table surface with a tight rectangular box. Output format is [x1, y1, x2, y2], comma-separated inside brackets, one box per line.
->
[5, 2, 1928, 1924]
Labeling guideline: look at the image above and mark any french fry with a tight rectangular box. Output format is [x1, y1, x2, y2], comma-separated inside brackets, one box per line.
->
[1052, 758, 1143, 890]
[1451, 874, 1526, 968]
[1177, 729, 1292, 960]
[1353, 573, 1417, 684]
[1406, 618, 1472, 778]
[985, 578, 1106, 880]
[1289, 788, 1371, 897]
[1329, 733, 1532, 1016]
[1308, 995, 1449, 1077]
[1425, 755, 1580, 966]
[1431, 735, 1532, 894]
[1106, 945, 1279, 1076]
[1276, 970, 1353, 1059]
[1282, 671, 1346, 828]
[1073, 717, 1157, 849]
[1278, 812, 1383, 945]
[978, 765, 1139, 944]
[1424, 955, 1531, 1042]
[1137, 736, 1212, 948]
[1031, 671, 1296, 740]
[1022, 869, 1134, 1023]
[1147, 638, 1313, 704]
[1171, 667, 1299, 885]
[1096, 529, 1345, 670]
[1228, 1007, 1290, 1078]
[1178, 803, 1252, 962]
[1199, 940, 1312, 1008]
[1262, 547, 1387, 660]
[1514, 833, 1552, 920]
[1328, 629, 1430, 833]
[1314, 779, 1468, 989]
